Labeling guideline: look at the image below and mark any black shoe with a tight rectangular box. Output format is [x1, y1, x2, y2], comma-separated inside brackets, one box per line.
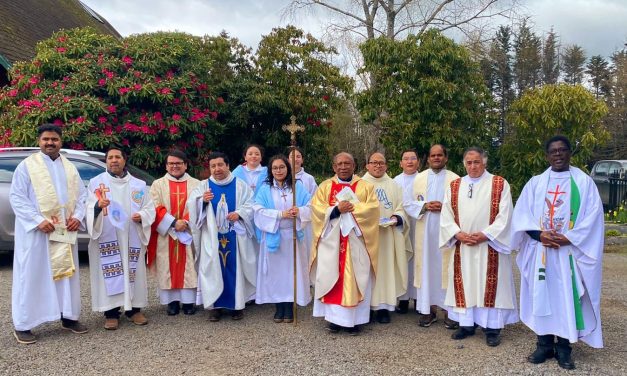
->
[13, 330, 36, 344]
[231, 309, 244, 320]
[527, 346, 555, 364]
[395, 300, 409, 314]
[61, 319, 89, 334]
[182, 304, 196, 315]
[451, 326, 476, 340]
[376, 310, 391, 324]
[556, 337, 576, 370]
[274, 303, 285, 323]
[327, 323, 341, 333]
[283, 303, 294, 324]
[167, 301, 180, 316]
[486, 333, 501, 347]
[346, 326, 360, 336]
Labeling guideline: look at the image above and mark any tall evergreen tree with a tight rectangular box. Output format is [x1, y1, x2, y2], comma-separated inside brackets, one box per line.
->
[562, 44, 586, 85]
[542, 29, 560, 84]
[586, 55, 611, 99]
[513, 20, 542, 95]
[488, 26, 514, 141]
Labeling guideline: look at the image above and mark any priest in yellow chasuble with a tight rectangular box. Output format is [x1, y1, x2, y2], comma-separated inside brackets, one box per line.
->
[361, 152, 412, 324]
[148, 150, 200, 316]
[310, 152, 379, 335]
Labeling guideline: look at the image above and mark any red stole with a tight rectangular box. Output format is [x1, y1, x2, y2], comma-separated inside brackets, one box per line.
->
[321, 180, 359, 306]
[450, 176, 504, 308]
[147, 180, 190, 289]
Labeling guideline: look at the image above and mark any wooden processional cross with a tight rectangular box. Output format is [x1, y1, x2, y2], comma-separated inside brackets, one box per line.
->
[282, 115, 305, 326]
[96, 183, 110, 216]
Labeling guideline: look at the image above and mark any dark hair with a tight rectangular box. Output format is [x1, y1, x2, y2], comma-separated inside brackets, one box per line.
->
[265, 154, 293, 188]
[544, 135, 572, 153]
[37, 124, 62, 137]
[288, 146, 304, 158]
[105, 146, 128, 161]
[400, 149, 418, 158]
[166, 149, 188, 165]
[243, 144, 264, 159]
[429, 144, 448, 157]
[366, 151, 386, 166]
[208, 151, 229, 166]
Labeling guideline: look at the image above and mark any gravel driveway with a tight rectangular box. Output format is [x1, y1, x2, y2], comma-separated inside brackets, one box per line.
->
[0, 250, 625, 376]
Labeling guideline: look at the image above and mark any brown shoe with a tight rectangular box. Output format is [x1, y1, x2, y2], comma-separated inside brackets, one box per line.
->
[208, 309, 222, 322]
[61, 319, 89, 334]
[129, 312, 148, 326]
[231, 309, 244, 320]
[104, 318, 119, 330]
[418, 312, 438, 327]
[13, 330, 37, 344]
[444, 315, 459, 330]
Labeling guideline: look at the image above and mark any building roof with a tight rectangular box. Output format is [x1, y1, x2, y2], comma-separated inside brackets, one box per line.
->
[0, 0, 120, 68]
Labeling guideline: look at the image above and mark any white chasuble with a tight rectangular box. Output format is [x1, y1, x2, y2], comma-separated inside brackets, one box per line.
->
[86, 172, 155, 312]
[10, 152, 86, 331]
[188, 174, 257, 310]
[512, 167, 604, 348]
[403, 168, 458, 313]
[439, 172, 518, 329]
[362, 173, 412, 310]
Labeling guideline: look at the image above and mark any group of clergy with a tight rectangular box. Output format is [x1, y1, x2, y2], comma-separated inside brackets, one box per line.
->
[11, 124, 604, 371]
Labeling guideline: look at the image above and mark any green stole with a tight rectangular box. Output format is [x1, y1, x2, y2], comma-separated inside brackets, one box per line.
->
[569, 176, 585, 330]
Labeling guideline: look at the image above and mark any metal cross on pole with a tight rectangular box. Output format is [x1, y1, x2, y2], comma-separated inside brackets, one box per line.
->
[282, 115, 304, 326]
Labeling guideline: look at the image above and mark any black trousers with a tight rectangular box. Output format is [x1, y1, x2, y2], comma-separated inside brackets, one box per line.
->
[104, 307, 140, 319]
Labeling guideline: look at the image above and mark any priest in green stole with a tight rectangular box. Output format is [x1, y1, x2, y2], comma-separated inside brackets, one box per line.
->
[310, 152, 379, 335]
[513, 135, 604, 370]
[11, 124, 88, 344]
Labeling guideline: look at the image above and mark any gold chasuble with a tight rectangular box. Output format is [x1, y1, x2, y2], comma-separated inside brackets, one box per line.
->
[24, 153, 80, 280]
[310, 176, 379, 307]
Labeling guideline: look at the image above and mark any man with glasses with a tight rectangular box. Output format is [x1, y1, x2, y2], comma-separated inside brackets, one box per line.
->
[148, 150, 201, 316]
[403, 144, 460, 329]
[512, 135, 604, 370]
[310, 152, 379, 335]
[362, 152, 411, 324]
[439, 147, 517, 347]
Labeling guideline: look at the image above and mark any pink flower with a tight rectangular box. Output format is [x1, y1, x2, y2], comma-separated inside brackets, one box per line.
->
[216, 97, 224, 105]
[141, 125, 150, 134]
[53, 119, 64, 126]
[62, 76, 70, 82]
[29, 76, 39, 85]
[98, 78, 107, 86]
[63, 96, 70, 103]
[153, 112, 163, 121]
[154, 76, 162, 83]
[70, 143, 85, 150]
[172, 114, 182, 121]
[122, 56, 133, 66]
[179, 88, 188, 95]
[104, 126, 113, 135]
[310, 106, 317, 113]
[57, 47, 66, 53]
[8, 89, 18, 97]
[31, 88, 42, 96]
[169, 125, 179, 135]
[51, 82, 58, 88]
[166, 70, 174, 79]
[134, 83, 142, 91]
[105, 71, 114, 79]
[172, 98, 180, 105]
[314, 120, 321, 127]
[160, 88, 171, 95]
[140, 115, 149, 123]
[58, 36, 67, 43]
[322, 95, 330, 101]
[75, 117, 86, 124]
[107, 105, 117, 113]
[133, 71, 142, 78]
[118, 87, 130, 95]
[154, 146, 161, 153]
[122, 139, 130, 146]
[210, 111, 218, 120]
[98, 116, 108, 124]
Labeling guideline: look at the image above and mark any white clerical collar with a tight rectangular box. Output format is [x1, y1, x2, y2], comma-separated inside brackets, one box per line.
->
[337, 176, 353, 184]
[210, 172, 234, 186]
[167, 172, 189, 181]
[465, 170, 488, 183]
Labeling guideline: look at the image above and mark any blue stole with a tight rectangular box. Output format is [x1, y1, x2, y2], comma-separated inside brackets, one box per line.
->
[208, 179, 238, 309]
[254, 180, 311, 252]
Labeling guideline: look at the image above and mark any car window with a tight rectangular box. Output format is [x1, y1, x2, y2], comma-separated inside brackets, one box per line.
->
[0, 157, 21, 183]
[69, 159, 105, 183]
[594, 162, 609, 177]
[608, 163, 622, 178]
[126, 164, 155, 185]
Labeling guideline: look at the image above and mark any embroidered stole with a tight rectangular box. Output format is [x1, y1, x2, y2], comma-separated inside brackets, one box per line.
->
[321, 180, 360, 306]
[95, 174, 144, 296]
[208, 179, 238, 309]
[24, 153, 79, 281]
[450, 176, 504, 308]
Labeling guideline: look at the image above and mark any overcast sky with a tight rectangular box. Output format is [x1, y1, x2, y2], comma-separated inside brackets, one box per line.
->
[82, 0, 626, 59]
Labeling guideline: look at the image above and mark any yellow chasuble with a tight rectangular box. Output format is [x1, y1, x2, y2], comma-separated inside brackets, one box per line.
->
[310, 175, 379, 307]
[24, 153, 80, 280]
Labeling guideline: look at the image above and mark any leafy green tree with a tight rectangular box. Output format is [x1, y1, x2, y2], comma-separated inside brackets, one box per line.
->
[500, 84, 609, 196]
[513, 20, 542, 94]
[586, 55, 611, 99]
[562, 44, 586, 85]
[357, 29, 497, 175]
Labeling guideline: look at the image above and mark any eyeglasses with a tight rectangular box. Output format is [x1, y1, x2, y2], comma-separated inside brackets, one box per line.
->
[271, 165, 287, 171]
[547, 147, 570, 156]
[368, 161, 386, 166]
[167, 162, 185, 167]
[468, 183, 474, 199]
[402, 156, 418, 161]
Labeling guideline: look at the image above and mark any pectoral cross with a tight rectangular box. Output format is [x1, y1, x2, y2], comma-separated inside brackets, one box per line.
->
[547, 184, 566, 230]
[280, 191, 288, 202]
[95, 183, 110, 216]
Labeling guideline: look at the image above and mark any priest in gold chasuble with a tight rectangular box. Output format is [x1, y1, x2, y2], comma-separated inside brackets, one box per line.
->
[310, 152, 379, 334]
[148, 150, 200, 316]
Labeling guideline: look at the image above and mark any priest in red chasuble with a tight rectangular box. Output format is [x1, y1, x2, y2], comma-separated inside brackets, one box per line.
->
[310, 152, 379, 335]
[148, 150, 200, 316]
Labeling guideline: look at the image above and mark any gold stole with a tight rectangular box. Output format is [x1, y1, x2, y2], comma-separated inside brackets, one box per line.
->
[412, 170, 458, 289]
[24, 153, 80, 280]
